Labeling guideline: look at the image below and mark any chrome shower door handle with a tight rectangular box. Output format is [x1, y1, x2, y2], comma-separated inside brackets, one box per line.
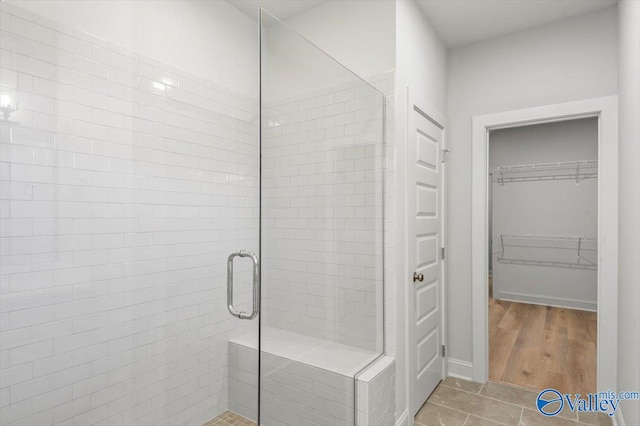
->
[227, 250, 260, 320]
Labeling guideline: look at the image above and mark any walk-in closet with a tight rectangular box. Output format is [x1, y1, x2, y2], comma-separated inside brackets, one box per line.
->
[488, 118, 598, 396]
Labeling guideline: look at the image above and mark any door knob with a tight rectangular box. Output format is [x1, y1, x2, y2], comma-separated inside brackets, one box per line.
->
[413, 272, 424, 283]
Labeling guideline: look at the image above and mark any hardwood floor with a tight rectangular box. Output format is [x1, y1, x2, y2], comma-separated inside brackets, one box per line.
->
[489, 277, 597, 395]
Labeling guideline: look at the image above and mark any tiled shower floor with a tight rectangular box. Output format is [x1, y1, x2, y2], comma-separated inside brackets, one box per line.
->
[203, 411, 256, 426]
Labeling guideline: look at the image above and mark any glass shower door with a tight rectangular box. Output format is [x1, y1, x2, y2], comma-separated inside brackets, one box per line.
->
[259, 11, 386, 426]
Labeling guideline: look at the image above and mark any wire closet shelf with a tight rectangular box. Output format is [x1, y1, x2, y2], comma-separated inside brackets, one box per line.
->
[491, 160, 598, 185]
[495, 234, 597, 270]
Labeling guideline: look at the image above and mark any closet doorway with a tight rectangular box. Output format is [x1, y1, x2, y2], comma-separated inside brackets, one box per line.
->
[470, 96, 619, 394]
[488, 118, 598, 395]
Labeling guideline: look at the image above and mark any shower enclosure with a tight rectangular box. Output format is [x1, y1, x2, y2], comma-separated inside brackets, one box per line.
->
[0, 1, 387, 425]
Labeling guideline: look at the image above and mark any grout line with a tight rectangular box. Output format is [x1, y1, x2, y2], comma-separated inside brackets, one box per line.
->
[518, 407, 523, 426]
[425, 400, 477, 416]
[425, 400, 511, 425]
[478, 382, 485, 394]
[439, 382, 530, 410]
[521, 407, 585, 425]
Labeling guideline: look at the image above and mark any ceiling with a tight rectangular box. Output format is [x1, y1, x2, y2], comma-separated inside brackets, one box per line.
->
[414, 0, 617, 47]
[230, 0, 617, 47]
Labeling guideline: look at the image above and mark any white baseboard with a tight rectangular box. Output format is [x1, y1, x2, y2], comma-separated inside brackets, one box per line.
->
[447, 358, 473, 381]
[396, 409, 409, 426]
[612, 407, 625, 426]
[495, 290, 597, 312]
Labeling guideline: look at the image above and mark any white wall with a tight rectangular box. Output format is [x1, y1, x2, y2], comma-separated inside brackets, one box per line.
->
[490, 119, 598, 311]
[7, 0, 260, 97]
[264, 0, 395, 101]
[395, 1, 447, 114]
[395, 0, 447, 421]
[617, 1, 640, 424]
[282, 0, 395, 81]
[262, 21, 375, 103]
[489, 119, 598, 168]
[446, 7, 618, 365]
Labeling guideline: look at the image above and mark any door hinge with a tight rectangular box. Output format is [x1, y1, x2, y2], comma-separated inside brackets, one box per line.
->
[441, 247, 445, 260]
[441, 148, 451, 163]
[442, 345, 446, 357]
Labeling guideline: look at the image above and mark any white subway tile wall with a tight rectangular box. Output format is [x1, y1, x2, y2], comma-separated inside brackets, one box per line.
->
[261, 76, 387, 352]
[0, 3, 259, 425]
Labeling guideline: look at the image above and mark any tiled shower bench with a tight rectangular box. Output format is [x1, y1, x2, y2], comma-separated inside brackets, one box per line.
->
[228, 327, 395, 426]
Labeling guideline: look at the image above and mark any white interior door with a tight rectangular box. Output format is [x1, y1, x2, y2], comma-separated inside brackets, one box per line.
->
[408, 104, 445, 414]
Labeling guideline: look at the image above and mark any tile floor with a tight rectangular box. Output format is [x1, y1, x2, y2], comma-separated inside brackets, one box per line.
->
[205, 378, 614, 426]
[203, 410, 256, 426]
[415, 378, 612, 426]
